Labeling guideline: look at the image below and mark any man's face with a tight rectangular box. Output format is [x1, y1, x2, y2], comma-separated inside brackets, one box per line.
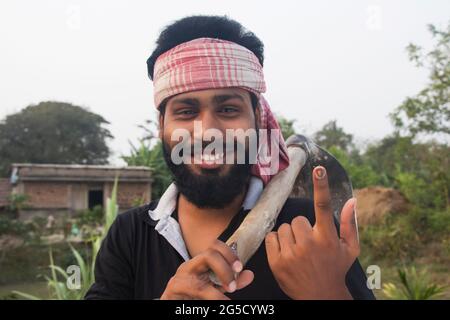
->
[160, 87, 260, 208]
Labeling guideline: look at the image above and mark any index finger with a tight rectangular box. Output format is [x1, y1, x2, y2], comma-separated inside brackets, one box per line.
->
[312, 166, 338, 237]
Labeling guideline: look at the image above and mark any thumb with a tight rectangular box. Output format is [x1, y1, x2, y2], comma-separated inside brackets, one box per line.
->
[339, 198, 359, 253]
[265, 232, 280, 268]
[236, 270, 254, 290]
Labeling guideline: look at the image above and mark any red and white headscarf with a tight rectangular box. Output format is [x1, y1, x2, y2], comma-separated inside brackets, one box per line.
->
[152, 37, 289, 185]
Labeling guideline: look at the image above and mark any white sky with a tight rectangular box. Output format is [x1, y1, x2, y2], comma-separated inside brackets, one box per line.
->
[0, 0, 449, 164]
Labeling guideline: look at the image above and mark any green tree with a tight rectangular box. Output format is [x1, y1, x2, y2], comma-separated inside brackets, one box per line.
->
[276, 116, 297, 140]
[123, 140, 172, 200]
[365, 134, 449, 209]
[314, 120, 354, 152]
[122, 120, 172, 200]
[328, 146, 381, 189]
[390, 22, 450, 137]
[0, 101, 113, 176]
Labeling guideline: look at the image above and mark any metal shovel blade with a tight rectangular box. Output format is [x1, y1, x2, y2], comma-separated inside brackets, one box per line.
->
[286, 134, 354, 225]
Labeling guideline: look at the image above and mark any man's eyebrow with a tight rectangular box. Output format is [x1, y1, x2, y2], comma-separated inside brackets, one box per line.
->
[170, 97, 199, 106]
[213, 93, 245, 104]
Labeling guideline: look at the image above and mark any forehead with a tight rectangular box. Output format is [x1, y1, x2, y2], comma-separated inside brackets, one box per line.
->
[166, 87, 251, 104]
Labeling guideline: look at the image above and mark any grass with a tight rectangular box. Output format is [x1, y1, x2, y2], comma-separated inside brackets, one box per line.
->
[382, 267, 447, 300]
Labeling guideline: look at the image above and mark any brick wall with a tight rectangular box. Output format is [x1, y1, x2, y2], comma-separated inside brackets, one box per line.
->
[23, 181, 70, 209]
[105, 182, 151, 209]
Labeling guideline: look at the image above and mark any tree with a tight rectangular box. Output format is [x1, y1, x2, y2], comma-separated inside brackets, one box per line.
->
[123, 140, 172, 200]
[390, 22, 450, 137]
[276, 116, 297, 140]
[314, 120, 354, 152]
[364, 134, 449, 209]
[122, 120, 172, 200]
[0, 101, 113, 176]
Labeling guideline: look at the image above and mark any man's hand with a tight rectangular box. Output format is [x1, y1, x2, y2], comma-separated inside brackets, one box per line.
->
[265, 166, 359, 300]
[160, 239, 254, 300]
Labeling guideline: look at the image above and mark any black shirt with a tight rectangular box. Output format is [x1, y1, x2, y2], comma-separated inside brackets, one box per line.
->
[85, 197, 375, 300]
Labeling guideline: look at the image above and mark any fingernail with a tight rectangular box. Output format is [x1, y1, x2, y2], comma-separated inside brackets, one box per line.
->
[315, 166, 326, 179]
[228, 280, 236, 293]
[232, 260, 243, 273]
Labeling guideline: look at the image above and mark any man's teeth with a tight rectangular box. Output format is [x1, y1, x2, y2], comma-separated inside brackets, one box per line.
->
[200, 153, 223, 162]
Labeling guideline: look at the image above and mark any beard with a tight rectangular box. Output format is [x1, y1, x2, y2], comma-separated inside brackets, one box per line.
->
[162, 140, 253, 209]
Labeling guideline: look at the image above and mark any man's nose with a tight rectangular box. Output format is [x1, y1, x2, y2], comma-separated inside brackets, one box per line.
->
[198, 109, 222, 132]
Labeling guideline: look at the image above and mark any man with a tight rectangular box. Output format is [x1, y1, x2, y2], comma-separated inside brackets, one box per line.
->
[85, 15, 375, 300]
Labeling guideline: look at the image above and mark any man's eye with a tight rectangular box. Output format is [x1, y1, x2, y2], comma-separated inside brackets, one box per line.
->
[219, 106, 239, 113]
[177, 109, 197, 116]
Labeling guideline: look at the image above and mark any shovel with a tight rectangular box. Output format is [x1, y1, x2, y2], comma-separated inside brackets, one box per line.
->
[209, 134, 354, 285]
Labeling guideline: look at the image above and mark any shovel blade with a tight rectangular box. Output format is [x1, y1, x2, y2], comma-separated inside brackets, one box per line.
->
[286, 134, 353, 224]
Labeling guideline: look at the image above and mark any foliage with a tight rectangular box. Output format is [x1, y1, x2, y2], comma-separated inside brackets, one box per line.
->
[75, 205, 104, 226]
[390, 22, 450, 137]
[360, 212, 421, 262]
[314, 120, 354, 152]
[327, 146, 382, 189]
[383, 267, 447, 300]
[276, 116, 297, 140]
[6, 194, 29, 216]
[0, 216, 31, 237]
[11, 177, 119, 300]
[0, 101, 113, 176]
[122, 120, 172, 200]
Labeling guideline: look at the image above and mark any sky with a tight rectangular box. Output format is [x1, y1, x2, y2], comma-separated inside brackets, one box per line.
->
[0, 0, 449, 165]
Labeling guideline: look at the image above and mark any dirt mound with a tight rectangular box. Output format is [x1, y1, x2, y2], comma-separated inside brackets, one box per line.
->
[354, 187, 409, 226]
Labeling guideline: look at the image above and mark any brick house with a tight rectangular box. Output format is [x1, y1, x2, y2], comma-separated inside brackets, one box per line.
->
[1, 163, 152, 220]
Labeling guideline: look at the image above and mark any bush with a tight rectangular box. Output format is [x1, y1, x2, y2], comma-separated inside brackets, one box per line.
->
[360, 212, 422, 262]
[383, 266, 448, 300]
[428, 209, 450, 235]
[75, 205, 103, 226]
[0, 216, 32, 237]
[327, 146, 382, 189]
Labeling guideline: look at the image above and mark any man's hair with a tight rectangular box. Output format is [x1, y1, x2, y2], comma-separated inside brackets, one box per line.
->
[146, 15, 264, 80]
[148, 15, 263, 115]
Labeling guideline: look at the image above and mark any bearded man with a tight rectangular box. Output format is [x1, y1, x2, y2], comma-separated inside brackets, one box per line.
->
[86, 15, 375, 300]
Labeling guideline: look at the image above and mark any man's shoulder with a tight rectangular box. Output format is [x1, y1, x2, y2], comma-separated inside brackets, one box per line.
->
[275, 197, 316, 227]
[115, 200, 160, 227]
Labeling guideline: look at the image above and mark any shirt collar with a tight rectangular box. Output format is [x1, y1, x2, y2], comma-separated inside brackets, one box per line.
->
[149, 176, 263, 222]
[147, 177, 263, 261]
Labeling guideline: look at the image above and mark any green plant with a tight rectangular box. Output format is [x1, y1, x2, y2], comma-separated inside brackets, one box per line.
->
[123, 139, 172, 199]
[75, 205, 104, 226]
[11, 177, 119, 300]
[359, 210, 424, 262]
[7, 193, 29, 217]
[328, 146, 382, 189]
[383, 266, 448, 299]
[131, 197, 145, 207]
[0, 216, 32, 237]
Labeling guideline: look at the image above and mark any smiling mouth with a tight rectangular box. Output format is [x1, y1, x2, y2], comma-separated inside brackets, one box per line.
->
[192, 152, 225, 169]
